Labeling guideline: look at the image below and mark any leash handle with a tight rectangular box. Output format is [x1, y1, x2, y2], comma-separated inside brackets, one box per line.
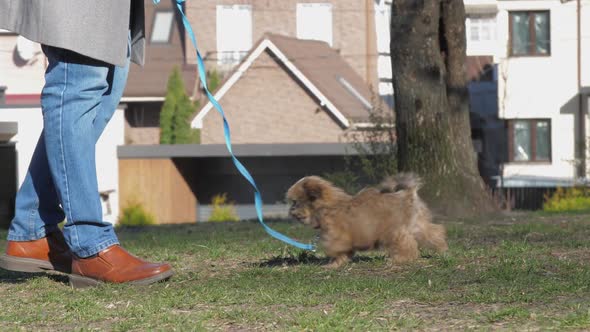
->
[152, 0, 315, 251]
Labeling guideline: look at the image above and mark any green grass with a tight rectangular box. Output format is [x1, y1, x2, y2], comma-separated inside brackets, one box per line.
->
[1, 212, 590, 330]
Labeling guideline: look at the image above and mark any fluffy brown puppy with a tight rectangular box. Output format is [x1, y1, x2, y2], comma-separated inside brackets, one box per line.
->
[286, 173, 448, 268]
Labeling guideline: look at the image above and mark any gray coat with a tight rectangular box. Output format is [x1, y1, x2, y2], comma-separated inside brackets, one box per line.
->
[0, 0, 145, 67]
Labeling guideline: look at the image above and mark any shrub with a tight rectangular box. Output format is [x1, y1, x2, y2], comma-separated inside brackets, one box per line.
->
[118, 200, 156, 227]
[543, 187, 590, 213]
[160, 67, 200, 144]
[207, 69, 221, 93]
[208, 193, 239, 222]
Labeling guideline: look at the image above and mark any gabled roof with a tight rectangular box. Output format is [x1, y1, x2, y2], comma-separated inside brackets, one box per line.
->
[192, 34, 376, 128]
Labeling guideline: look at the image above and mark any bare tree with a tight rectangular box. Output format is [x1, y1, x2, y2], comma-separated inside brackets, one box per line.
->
[390, 0, 495, 216]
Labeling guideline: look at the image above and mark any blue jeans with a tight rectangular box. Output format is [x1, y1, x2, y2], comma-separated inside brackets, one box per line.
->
[7, 44, 130, 258]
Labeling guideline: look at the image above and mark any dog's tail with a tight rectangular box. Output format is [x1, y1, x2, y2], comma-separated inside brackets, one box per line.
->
[414, 221, 448, 253]
[381, 173, 448, 253]
[378, 173, 422, 194]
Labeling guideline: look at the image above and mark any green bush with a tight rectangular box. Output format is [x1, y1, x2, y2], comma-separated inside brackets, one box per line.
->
[543, 187, 590, 213]
[118, 200, 156, 227]
[208, 193, 239, 222]
[207, 69, 221, 93]
[160, 67, 200, 144]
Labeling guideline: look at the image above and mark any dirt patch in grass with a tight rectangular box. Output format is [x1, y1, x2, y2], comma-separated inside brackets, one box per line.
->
[550, 249, 590, 264]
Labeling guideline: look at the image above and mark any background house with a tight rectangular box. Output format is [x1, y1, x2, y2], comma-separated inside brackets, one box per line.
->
[497, 0, 590, 189]
[192, 34, 377, 144]
[493, 0, 590, 208]
[183, 0, 393, 107]
[464, 0, 590, 209]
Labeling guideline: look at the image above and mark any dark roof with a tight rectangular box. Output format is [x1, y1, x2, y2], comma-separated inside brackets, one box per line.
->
[267, 34, 375, 122]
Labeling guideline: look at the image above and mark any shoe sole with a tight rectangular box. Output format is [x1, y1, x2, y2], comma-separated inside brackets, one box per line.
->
[0, 254, 56, 273]
[69, 269, 175, 289]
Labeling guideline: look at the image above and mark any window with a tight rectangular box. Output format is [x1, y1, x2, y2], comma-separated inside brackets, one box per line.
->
[465, 15, 497, 56]
[296, 3, 333, 46]
[467, 15, 496, 43]
[509, 11, 550, 56]
[375, 1, 393, 107]
[216, 5, 252, 65]
[150, 11, 174, 44]
[508, 119, 551, 162]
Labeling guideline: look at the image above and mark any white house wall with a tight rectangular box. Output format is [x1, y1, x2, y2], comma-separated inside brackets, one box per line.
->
[497, 0, 590, 185]
[374, 0, 393, 97]
[0, 107, 125, 224]
[94, 108, 125, 224]
[0, 35, 45, 94]
[0, 108, 43, 186]
[583, 1, 590, 88]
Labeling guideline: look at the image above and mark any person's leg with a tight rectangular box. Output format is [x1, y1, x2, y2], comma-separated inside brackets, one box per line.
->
[62, 43, 173, 288]
[6, 43, 129, 243]
[1, 48, 130, 273]
[3, 42, 172, 286]
[93, 48, 130, 141]
[7, 133, 65, 242]
[41, 46, 119, 258]
[42, 44, 173, 287]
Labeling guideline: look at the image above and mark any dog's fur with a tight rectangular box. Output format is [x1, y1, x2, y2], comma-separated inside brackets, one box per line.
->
[286, 173, 448, 268]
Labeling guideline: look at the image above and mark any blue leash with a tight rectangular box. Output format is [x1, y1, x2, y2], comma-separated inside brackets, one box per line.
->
[153, 0, 315, 251]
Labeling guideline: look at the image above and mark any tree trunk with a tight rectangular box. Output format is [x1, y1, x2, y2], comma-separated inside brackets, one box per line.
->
[390, 0, 496, 216]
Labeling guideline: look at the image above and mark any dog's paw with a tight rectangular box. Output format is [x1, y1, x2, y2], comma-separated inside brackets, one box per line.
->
[324, 262, 343, 269]
[324, 255, 350, 269]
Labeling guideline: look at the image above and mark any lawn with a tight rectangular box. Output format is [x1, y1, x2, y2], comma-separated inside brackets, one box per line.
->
[1, 212, 590, 331]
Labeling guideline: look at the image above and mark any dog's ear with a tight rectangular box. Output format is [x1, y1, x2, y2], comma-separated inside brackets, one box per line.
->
[303, 180, 323, 202]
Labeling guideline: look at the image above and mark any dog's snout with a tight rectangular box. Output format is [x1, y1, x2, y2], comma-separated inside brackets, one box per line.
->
[289, 206, 305, 221]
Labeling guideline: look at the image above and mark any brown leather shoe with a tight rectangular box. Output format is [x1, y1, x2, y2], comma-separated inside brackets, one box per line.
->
[0, 231, 72, 274]
[70, 245, 173, 288]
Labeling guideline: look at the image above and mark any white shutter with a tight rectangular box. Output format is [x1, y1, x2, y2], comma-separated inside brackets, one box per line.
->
[296, 3, 333, 46]
[465, 15, 497, 56]
[375, 3, 391, 54]
[216, 5, 253, 64]
[375, 0, 393, 100]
